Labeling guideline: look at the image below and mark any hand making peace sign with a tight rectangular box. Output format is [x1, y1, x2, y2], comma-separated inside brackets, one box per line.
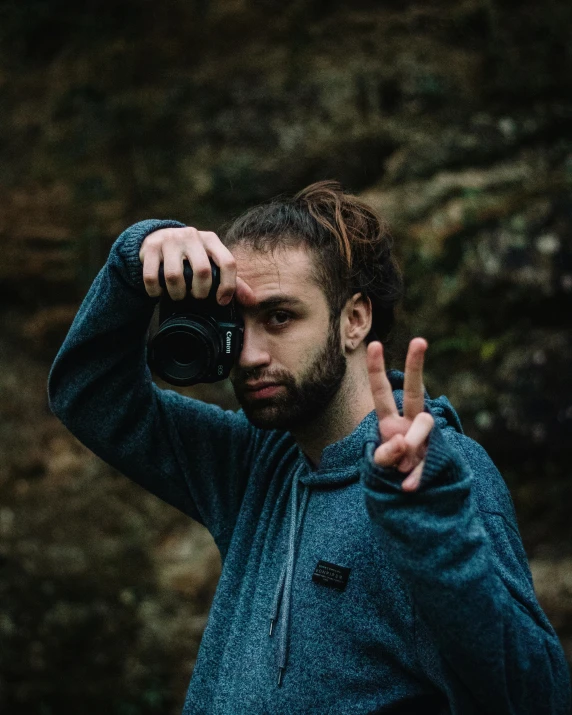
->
[366, 338, 435, 492]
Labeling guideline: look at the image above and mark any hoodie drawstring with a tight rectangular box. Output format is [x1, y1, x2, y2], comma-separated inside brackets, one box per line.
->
[268, 465, 310, 687]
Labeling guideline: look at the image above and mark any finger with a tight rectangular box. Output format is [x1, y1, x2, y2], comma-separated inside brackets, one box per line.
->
[200, 232, 237, 306]
[403, 337, 428, 421]
[184, 230, 213, 299]
[367, 341, 399, 420]
[162, 247, 187, 301]
[373, 434, 406, 468]
[139, 228, 165, 264]
[141, 245, 163, 297]
[397, 412, 435, 472]
[405, 412, 434, 451]
[235, 276, 257, 307]
[401, 459, 425, 492]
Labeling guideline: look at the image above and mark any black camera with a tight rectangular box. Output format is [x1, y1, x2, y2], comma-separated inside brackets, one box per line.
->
[147, 258, 244, 386]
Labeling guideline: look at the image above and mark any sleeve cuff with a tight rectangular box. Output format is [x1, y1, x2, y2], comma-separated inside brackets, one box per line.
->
[360, 408, 466, 494]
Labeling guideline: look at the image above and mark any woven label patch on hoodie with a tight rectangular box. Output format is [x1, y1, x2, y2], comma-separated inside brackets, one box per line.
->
[312, 560, 350, 591]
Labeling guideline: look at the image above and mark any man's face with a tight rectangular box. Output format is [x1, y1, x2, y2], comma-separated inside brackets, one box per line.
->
[230, 244, 347, 430]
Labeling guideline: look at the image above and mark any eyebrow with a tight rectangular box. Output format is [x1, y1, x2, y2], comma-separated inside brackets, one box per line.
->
[242, 295, 306, 314]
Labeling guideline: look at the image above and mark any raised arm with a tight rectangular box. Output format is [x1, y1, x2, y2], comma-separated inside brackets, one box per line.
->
[361, 339, 571, 714]
[48, 219, 259, 547]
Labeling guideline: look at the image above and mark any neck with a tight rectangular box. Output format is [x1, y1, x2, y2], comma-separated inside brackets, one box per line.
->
[290, 354, 375, 468]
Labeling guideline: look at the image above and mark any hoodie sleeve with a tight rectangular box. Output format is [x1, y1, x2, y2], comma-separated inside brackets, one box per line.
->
[360, 417, 571, 715]
[47, 219, 260, 546]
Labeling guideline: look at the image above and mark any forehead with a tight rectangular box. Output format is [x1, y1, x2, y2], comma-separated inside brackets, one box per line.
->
[232, 244, 323, 303]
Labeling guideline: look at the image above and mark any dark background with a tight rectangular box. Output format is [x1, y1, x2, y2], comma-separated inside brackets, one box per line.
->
[0, 1, 571, 713]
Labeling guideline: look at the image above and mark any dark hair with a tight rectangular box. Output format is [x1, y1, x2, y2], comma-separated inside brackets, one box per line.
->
[220, 180, 403, 344]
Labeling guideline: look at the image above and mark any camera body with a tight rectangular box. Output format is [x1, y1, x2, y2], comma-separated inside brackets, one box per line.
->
[147, 259, 244, 386]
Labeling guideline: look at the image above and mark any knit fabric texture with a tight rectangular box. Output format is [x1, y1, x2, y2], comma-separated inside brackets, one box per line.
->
[47, 220, 571, 715]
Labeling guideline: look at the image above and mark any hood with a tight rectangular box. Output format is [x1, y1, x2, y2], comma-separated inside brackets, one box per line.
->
[297, 369, 463, 489]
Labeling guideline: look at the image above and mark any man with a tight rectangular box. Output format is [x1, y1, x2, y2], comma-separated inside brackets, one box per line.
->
[48, 181, 570, 714]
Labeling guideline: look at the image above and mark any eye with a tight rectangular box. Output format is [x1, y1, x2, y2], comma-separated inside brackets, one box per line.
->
[267, 310, 292, 327]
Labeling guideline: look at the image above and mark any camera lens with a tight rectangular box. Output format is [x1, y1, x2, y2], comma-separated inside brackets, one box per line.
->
[149, 317, 220, 386]
[170, 333, 202, 367]
[167, 331, 206, 372]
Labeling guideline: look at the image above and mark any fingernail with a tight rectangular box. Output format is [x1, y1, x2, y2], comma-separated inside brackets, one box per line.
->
[402, 474, 417, 490]
[219, 295, 232, 306]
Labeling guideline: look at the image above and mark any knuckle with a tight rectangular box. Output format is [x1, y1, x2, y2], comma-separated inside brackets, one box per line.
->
[142, 273, 157, 286]
[143, 231, 161, 245]
[140, 242, 154, 259]
[184, 226, 200, 242]
[150, 229, 171, 244]
[167, 231, 186, 250]
[403, 388, 419, 400]
[195, 264, 212, 279]
[142, 278, 161, 297]
[164, 270, 181, 283]
[221, 254, 236, 271]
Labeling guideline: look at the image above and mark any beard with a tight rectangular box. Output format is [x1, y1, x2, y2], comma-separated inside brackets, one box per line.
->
[230, 323, 347, 431]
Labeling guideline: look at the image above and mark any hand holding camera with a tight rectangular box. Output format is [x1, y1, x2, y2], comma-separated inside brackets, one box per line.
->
[139, 227, 255, 386]
[139, 226, 254, 304]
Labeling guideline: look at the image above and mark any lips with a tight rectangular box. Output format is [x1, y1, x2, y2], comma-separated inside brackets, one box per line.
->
[244, 381, 281, 392]
[242, 382, 284, 400]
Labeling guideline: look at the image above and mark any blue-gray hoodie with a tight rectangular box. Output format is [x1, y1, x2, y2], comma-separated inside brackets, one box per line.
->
[47, 220, 571, 714]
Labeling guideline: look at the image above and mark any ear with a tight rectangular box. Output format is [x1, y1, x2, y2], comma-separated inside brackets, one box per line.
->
[341, 292, 372, 352]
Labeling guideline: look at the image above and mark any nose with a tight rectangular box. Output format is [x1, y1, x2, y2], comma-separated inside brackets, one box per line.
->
[237, 323, 271, 371]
